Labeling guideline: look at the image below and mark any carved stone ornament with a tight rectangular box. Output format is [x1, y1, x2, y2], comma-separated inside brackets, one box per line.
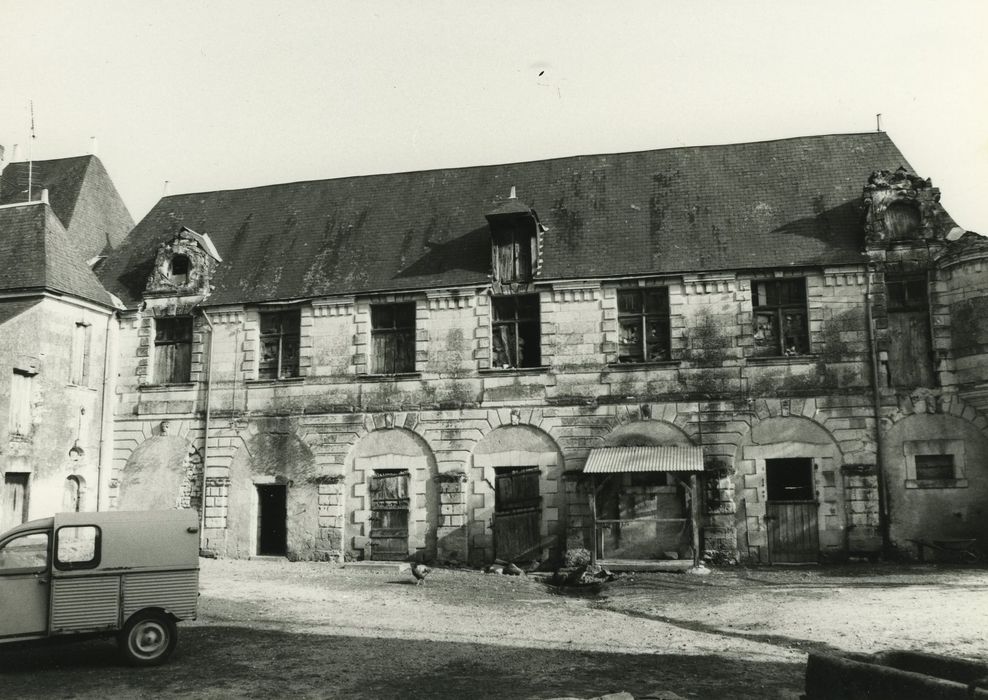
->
[145, 226, 222, 298]
[510, 408, 521, 425]
[862, 167, 953, 248]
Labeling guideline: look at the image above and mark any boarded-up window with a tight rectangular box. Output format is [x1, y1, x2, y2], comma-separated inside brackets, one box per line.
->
[371, 303, 416, 374]
[886, 275, 934, 387]
[491, 218, 536, 283]
[154, 317, 194, 384]
[258, 310, 301, 379]
[618, 288, 670, 362]
[492, 295, 541, 368]
[752, 279, 808, 357]
[70, 322, 92, 386]
[169, 254, 191, 285]
[9, 370, 32, 436]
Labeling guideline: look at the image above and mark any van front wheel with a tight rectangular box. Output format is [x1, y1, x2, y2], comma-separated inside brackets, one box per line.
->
[118, 611, 178, 666]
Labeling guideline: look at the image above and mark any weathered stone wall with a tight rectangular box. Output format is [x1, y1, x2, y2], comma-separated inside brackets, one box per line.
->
[1, 297, 110, 521]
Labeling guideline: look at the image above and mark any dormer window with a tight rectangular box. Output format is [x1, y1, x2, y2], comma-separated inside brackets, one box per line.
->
[169, 255, 190, 285]
[486, 189, 541, 285]
[884, 202, 921, 240]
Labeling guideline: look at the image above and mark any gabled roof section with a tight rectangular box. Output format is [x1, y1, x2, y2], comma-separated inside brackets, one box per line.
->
[0, 155, 134, 259]
[0, 202, 114, 307]
[99, 132, 916, 307]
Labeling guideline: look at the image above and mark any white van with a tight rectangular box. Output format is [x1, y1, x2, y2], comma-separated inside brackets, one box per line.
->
[0, 510, 199, 666]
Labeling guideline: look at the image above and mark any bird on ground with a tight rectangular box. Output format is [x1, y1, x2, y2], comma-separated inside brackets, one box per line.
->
[411, 563, 431, 585]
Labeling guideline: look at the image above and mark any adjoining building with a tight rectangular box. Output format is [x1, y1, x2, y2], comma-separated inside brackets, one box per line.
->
[4, 134, 988, 566]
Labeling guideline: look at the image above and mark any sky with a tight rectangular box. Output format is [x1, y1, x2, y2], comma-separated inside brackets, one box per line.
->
[1, 1, 986, 232]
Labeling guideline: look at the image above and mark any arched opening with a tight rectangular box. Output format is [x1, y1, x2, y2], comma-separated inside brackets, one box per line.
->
[471, 425, 564, 566]
[62, 475, 85, 512]
[169, 254, 190, 284]
[119, 436, 196, 512]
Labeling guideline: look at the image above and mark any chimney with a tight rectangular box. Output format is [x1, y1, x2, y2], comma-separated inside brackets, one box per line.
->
[509, 186, 517, 199]
[41, 188, 49, 204]
[90, 136, 98, 156]
[162, 180, 170, 196]
[11, 143, 19, 161]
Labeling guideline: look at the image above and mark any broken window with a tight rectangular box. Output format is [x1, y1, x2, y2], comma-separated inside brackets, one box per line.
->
[258, 310, 301, 379]
[154, 317, 194, 384]
[491, 217, 536, 283]
[886, 274, 934, 387]
[371, 303, 416, 374]
[751, 279, 808, 357]
[617, 288, 671, 362]
[492, 295, 541, 368]
[70, 321, 92, 386]
[914, 454, 955, 482]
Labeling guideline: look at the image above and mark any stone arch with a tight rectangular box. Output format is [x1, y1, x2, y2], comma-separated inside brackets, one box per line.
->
[882, 411, 988, 550]
[118, 435, 200, 512]
[602, 419, 695, 447]
[344, 426, 438, 562]
[226, 420, 319, 560]
[469, 423, 565, 566]
[731, 414, 844, 562]
[62, 475, 86, 513]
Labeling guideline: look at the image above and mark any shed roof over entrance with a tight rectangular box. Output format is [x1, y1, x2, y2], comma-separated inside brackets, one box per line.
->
[583, 445, 703, 474]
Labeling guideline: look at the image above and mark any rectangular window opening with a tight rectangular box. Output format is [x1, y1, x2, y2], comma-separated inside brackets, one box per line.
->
[617, 288, 671, 362]
[914, 454, 955, 481]
[752, 279, 808, 357]
[492, 295, 541, 368]
[154, 316, 194, 384]
[70, 322, 93, 386]
[258, 310, 301, 380]
[371, 302, 416, 374]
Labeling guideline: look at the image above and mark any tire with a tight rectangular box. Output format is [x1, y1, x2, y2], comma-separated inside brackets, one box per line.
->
[118, 611, 178, 666]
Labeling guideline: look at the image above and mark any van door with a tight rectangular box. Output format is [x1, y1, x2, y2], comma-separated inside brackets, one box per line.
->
[0, 529, 50, 638]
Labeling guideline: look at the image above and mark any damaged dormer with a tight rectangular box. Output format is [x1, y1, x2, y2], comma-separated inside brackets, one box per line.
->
[144, 226, 222, 300]
[862, 167, 956, 251]
[485, 186, 545, 294]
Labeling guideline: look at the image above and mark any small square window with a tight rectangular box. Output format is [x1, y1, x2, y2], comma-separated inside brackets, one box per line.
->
[55, 525, 101, 570]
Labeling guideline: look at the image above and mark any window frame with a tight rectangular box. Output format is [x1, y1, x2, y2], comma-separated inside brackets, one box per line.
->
[904, 440, 967, 489]
[491, 294, 542, 369]
[153, 316, 195, 385]
[886, 275, 928, 312]
[370, 302, 417, 375]
[0, 530, 49, 574]
[751, 278, 809, 357]
[258, 309, 301, 380]
[9, 369, 33, 437]
[491, 218, 536, 284]
[616, 287, 671, 363]
[70, 321, 93, 386]
[53, 525, 101, 571]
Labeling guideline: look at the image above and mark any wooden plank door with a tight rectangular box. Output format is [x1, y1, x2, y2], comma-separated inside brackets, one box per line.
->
[493, 467, 541, 562]
[370, 472, 410, 561]
[765, 458, 818, 563]
[888, 311, 934, 388]
[2, 473, 30, 532]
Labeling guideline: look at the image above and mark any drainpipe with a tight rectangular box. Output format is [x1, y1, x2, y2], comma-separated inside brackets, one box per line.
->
[198, 309, 216, 548]
[865, 272, 892, 556]
[95, 309, 119, 511]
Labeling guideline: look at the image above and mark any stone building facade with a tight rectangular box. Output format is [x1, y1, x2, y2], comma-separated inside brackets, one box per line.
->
[7, 135, 988, 567]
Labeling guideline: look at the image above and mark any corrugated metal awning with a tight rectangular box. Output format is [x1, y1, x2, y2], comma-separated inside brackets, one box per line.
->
[583, 445, 704, 474]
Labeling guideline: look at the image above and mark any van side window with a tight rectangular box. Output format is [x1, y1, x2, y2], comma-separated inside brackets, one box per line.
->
[55, 526, 101, 570]
[0, 532, 49, 571]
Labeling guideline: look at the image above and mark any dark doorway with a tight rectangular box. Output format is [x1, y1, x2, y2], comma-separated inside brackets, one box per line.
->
[256, 484, 287, 556]
[2, 473, 30, 532]
[765, 458, 819, 563]
[493, 466, 541, 563]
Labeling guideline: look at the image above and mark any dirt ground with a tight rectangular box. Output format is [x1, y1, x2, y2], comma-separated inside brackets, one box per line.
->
[1, 559, 985, 699]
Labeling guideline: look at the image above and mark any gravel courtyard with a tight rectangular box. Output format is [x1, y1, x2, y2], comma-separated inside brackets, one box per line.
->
[1, 559, 985, 699]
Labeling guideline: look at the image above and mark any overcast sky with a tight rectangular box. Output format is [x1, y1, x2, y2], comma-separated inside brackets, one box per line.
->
[1, 1, 985, 232]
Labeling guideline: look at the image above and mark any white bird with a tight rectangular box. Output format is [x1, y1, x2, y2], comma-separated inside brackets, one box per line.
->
[411, 563, 430, 585]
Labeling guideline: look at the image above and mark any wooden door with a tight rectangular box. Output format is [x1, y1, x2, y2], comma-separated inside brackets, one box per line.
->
[493, 467, 541, 562]
[256, 485, 287, 556]
[765, 458, 819, 563]
[888, 311, 934, 388]
[2, 473, 30, 532]
[369, 472, 410, 561]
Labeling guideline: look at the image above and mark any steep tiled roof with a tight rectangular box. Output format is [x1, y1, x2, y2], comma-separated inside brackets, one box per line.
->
[0, 155, 134, 259]
[99, 133, 915, 307]
[0, 202, 114, 306]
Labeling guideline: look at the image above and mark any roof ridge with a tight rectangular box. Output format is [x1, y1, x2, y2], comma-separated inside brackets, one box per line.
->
[156, 131, 896, 203]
